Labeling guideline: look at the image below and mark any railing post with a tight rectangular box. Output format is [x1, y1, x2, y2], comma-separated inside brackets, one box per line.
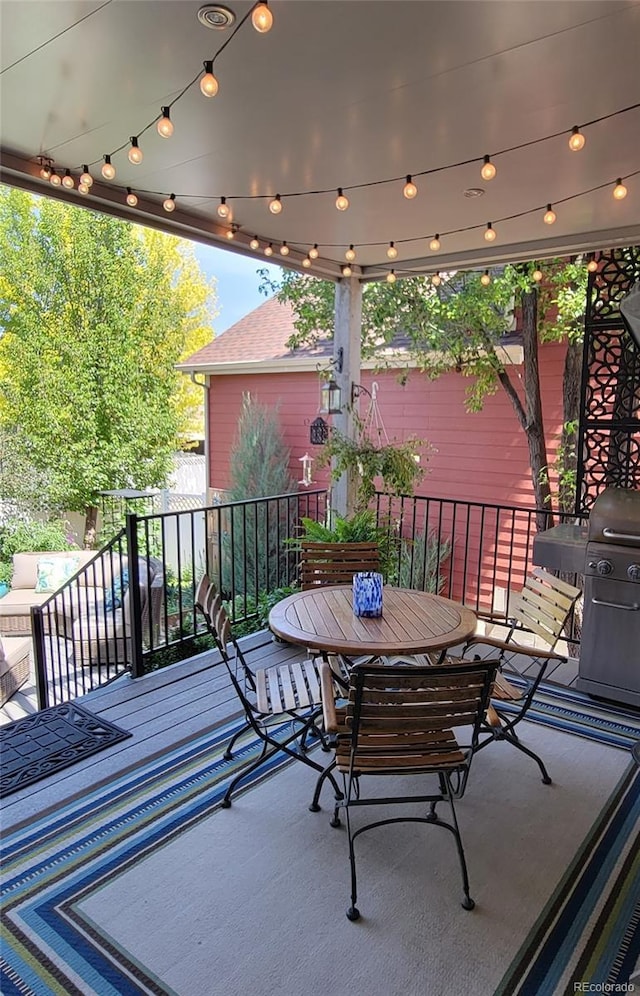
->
[31, 605, 49, 710]
[126, 513, 145, 678]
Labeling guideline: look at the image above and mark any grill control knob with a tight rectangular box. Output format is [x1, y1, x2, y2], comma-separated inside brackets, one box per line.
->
[628, 564, 640, 582]
[597, 559, 613, 576]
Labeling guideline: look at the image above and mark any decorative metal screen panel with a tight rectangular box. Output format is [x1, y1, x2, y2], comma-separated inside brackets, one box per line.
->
[576, 247, 640, 514]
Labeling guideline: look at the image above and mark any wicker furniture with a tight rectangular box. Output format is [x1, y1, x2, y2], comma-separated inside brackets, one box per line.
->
[0, 636, 31, 707]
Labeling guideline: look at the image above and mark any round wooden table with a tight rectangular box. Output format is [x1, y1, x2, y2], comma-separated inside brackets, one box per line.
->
[268, 585, 477, 658]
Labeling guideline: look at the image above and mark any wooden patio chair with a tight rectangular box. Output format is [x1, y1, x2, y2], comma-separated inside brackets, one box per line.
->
[299, 540, 380, 589]
[450, 567, 582, 784]
[194, 574, 343, 809]
[321, 658, 498, 920]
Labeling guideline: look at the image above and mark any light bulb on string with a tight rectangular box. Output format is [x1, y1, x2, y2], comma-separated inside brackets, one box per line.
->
[62, 169, 74, 189]
[250, 236, 260, 250]
[484, 222, 497, 242]
[532, 269, 543, 283]
[217, 197, 230, 219]
[387, 242, 398, 260]
[543, 204, 557, 225]
[251, 1, 273, 33]
[342, 265, 352, 277]
[101, 155, 116, 180]
[268, 194, 282, 214]
[569, 125, 585, 151]
[431, 272, 442, 286]
[345, 245, 356, 262]
[39, 159, 52, 180]
[613, 178, 628, 200]
[429, 234, 441, 252]
[80, 166, 93, 187]
[126, 187, 138, 207]
[280, 241, 290, 256]
[157, 107, 173, 138]
[264, 243, 274, 256]
[481, 155, 496, 181]
[335, 188, 349, 211]
[302, 257, 311, 268]
[200, 61, 219, 97]
[78, 182, 89, 195]
[49, 170, 61, 186]
[226, 226, 237, 240]
[587, 255, 598, 273]
[480, 270, 491, 286]
[386, 270, 396, 284]
[309, 244, 319, 260]
[403, 175, 417, 199]
[163, 193, 176, 212]
[128, 137, 143, 164]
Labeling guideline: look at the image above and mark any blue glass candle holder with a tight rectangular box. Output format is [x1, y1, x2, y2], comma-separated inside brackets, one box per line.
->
[353, 571, 383, 617]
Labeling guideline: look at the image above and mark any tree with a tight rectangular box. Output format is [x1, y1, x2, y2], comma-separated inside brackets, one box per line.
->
[263, 260, 588, 525]
[0, 187, 216, 545]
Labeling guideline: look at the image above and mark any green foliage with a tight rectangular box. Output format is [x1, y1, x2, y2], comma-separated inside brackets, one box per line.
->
[317, 417, 426, 511]
[228, 393, 297, 501]
[228, 584, 299, 638]
[388, 531, 452, 593]
[293, 509, 396, 577]
[539, 420, 579, 511]
[0, 517, 76, 586]
[0, 187, 216, 525]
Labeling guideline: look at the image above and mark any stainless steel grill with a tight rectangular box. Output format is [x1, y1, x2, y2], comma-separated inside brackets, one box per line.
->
[577, 487, 640, 707]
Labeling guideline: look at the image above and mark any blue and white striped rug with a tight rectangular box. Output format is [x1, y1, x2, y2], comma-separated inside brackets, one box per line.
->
[1, 682, 639, 996]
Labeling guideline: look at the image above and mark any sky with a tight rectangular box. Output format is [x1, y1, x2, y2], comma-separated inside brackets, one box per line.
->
[193, 243, 283, 335]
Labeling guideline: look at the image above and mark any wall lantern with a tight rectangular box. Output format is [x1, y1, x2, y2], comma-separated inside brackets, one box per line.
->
[298, 452, 313, 488]
[309, 417, 329, 445]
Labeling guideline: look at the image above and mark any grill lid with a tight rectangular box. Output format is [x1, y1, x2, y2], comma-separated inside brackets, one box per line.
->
[588, 487, 640, 547]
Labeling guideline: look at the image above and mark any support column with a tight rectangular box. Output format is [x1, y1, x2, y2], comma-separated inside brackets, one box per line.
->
[331, 276, 362, 518]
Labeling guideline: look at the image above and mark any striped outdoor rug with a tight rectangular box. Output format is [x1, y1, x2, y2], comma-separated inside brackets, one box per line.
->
[1, 682, 639, 996]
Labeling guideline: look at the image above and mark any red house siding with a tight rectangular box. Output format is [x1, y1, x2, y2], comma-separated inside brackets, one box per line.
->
[207, 341, 567, 509]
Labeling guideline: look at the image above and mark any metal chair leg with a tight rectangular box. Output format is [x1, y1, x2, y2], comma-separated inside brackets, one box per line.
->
[444, 775, 475, 911]
[345, 803, 360, 921]
[223, 722, 250, 760]
[309, 757, 343, 812]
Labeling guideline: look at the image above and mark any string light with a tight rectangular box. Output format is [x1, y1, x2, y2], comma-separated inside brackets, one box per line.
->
[569, 125, 586, 151]
[480, 270, 491, 286]
[49, 170, 61, 186]
[543, 204, 557, 225]
[280, 241, 290, 255]
[532, 268, 543, 282]
[342, 264, 352, 277]
[431, 272, 441, 286]
[386, 270, 396, 284]
[345, 244, 356, 262]
[80, 166, 93, 187]
[309, 244, 319, 259]
[481, 155, 496, 181]
[429, 235, 441, 251]
[250, 236, 260, 250]
[226, 226, 236, 240]
[126, 187, 138, 207]
[101, 155, 116, 180]
[217, 197, 230, 219]
[251, 1, 273, 33]
[302, 256, 311, 268]
[200, 60, 219, 97]
[484, 222, 497, 242]
[335, 188, 349, 211]
[78, 182, 89, 195]
[62, 169, 74, 189]
[613, 178, 628, 200]
[269, 194, 282, 214]
[39, 158, 52, 180]
[128, 137, 143, 164]
[157, 107, 173, 138]
[387, 242, 398, 259]
[264, 243, 274, 256]
[163, 193, 176, 212]
[403, 175, 417, 199]
[587, 254, 598, 273]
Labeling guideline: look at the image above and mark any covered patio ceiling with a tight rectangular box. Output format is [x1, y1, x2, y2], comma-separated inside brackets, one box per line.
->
[1, 0, 640, 283]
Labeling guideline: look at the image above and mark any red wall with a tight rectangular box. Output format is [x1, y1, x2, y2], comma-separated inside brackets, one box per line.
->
[207, 341, 567, 509]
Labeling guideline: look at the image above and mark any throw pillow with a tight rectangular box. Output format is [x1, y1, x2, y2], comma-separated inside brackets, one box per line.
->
[104, 568, 129, 612]
[34, 556, 81, 594]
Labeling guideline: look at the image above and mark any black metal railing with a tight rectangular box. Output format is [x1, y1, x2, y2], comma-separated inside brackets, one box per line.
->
[32, 488, 585, 708]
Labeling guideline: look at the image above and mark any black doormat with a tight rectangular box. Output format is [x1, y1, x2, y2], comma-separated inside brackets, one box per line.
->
[1, 702, 132, 797]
